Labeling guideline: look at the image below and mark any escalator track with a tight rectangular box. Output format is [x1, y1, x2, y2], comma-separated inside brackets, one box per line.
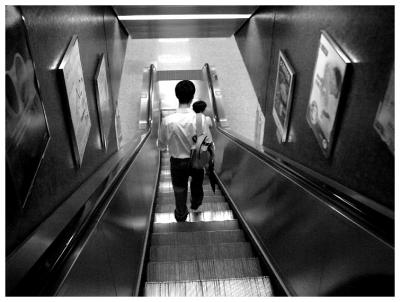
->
[143, 151, 273, 296]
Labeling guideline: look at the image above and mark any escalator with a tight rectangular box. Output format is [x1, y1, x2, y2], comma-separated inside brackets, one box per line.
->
[141, 63, 393, 296]
[7, 63, 393, 296]
[144, 150, 273, 296]
[140, 65, 273, 296]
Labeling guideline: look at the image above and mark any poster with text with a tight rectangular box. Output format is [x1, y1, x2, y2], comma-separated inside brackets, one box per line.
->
[272, 51, 295, 143]
[6, 6, 51, 208]
[95, 54, 113, 151]
[59, 35, 91, 167]
[306, 31, 350, 157]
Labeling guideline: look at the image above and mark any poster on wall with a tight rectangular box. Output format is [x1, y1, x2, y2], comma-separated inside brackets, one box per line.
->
[94, 53, 113, 151]
[115, 103, 123, 149]
[59, 35, 91, 167]
[272, 50, 295, 143]
[306, 30, 350, 157]
[6, 6, 51, 208]
[374, 68, 394, 154]
[255, 104, 265, 146]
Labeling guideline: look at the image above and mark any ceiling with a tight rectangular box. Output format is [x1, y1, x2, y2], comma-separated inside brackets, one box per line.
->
[113, 6, 258, 39]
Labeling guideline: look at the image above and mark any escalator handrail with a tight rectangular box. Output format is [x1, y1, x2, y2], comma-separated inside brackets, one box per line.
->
[203, 63, 228, 127]
[204, 63, 393, 247]
[7, 64, 156, 296]
[146, 64, 155, 127]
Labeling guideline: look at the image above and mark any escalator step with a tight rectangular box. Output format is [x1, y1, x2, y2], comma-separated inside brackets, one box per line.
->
[144, 276, 273, 296]
[157, 190, 223, 200]
[153, 220, 240, 233]
[160, 176, 212, 186]
[149, 242, 253, 262]
[151, 229, 247, 246]
[155, 201, 230, 213]
[146, 258, 262, 282]
[156, 195, 226, 204]
[154, 210, 234, 224]
[158, 187, 222, 195]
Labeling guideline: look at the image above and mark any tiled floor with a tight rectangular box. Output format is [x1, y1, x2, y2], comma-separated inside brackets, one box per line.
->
[117, 37, 261, 147]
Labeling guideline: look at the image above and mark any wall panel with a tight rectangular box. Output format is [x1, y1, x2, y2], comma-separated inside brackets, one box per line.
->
[234, 6, 394, 210]
[6, 6, 128, 255]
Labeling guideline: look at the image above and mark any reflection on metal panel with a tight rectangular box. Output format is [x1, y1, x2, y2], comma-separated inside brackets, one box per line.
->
[213, 128, 394, 296]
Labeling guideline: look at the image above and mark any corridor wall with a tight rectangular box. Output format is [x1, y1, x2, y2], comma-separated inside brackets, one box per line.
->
[6, 6, 128, 255]
[234, 6, 394, 212]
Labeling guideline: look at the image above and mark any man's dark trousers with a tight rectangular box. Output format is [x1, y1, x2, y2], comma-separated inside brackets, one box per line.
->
[170, 157, 204, 222]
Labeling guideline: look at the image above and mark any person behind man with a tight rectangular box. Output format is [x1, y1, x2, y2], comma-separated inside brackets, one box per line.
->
[192, 100, 213, 134]
[157, 80, 209, 222]
[192, 100, 215, 159]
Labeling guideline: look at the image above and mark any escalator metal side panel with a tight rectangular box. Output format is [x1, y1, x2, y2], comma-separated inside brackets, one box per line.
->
[57, 133, 160, 296]
[6, 135, 144, 296]
[57, 69, 161, 296]
[212, 129, 394, 296]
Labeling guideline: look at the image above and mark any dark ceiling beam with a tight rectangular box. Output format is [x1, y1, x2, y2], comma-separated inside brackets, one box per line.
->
[114, 5, 259, 16]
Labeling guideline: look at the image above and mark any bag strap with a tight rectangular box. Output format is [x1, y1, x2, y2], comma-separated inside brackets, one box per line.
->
[195, 135, 207, 153]
[196, 113, 203, 137]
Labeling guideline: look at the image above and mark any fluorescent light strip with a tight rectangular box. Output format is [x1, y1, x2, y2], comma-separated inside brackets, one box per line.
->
[158, 38, 190, 42]
[118, 14, 251, 21]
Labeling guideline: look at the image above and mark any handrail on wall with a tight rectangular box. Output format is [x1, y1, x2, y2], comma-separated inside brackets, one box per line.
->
[204, 62, 393, 247]
[139, 64, 155, 130]
[203, 63, 229, 128]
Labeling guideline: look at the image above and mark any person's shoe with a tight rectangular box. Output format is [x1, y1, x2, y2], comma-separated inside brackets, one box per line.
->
[174, 209, 188, 222]
[190, 201, 202, 212]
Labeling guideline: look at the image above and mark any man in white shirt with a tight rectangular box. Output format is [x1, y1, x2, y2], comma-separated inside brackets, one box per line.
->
[157, 80, 208, 222]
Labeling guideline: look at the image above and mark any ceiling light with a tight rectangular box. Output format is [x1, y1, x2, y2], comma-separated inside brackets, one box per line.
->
[118, 14, 251, 21]
[158, 38, 190, 43]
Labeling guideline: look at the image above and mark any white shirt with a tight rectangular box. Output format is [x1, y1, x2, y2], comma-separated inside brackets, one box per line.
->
[157, 108, 211, 158]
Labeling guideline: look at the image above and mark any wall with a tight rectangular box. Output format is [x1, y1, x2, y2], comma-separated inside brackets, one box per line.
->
[6, 6, 128, 255]
[234, 6, 394, 210]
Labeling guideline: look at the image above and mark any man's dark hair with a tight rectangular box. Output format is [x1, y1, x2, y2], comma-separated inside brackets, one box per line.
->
[192, 100, 207, 113]
[175, 80, 195, 104]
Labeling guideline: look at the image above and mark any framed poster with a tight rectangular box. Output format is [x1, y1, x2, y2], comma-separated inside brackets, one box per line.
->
[306, 30, 350, 157]
[255, 104, 265, 146]
[6, 6, 50, 208]
[115, 103, 123, 149]
[59, 35, 91, 167]
[272, 50, 295, 143]
[374, 68, 394, 154]
[94, 53, 113, 151]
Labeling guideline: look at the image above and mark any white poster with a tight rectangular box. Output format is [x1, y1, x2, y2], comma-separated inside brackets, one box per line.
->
[95, 54, 112, 150]
[306, 31, 350, 157]
[59, 35, 91, 166]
